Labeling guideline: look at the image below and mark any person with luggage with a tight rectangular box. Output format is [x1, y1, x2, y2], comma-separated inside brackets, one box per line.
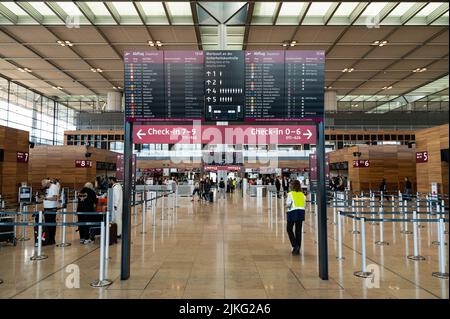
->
[108, 177, 123, 239]
[38, 179, 60, 246]
[219, 178, 226, 199]
[285, 180, 306, 256]
[76, 182, 98, 244]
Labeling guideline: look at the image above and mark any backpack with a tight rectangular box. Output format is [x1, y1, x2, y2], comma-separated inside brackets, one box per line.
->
[219, 181, 225, 188]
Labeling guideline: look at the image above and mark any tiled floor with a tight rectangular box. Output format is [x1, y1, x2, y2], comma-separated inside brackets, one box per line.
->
[0, 191, 448, 299]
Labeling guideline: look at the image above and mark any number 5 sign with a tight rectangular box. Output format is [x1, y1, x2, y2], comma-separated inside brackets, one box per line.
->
[416, 151, 428, 163]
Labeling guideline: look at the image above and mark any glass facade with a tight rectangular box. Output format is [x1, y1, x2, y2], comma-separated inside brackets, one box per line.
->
[0, 76, 76, 145]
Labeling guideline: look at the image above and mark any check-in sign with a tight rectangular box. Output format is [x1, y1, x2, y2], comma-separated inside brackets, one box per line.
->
[133, 125, 316, 145]
[416, 151, 428, 163]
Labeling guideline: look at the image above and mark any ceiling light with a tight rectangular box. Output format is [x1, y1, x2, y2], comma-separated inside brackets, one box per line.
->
[52, 86, 63, 90]
[324, 86, 333, 89]
[90, 68, 103, 73]
[282, 42, 288, 47]
[342, 67, 354, 73]
[372, 40, 388, 47]
[17, 67, 32, 73]
[148, 40, 155, 47]
[382, 86, 393, 90]
[156, 40, 162, 47]
[57, 40, 73, 47]
[413, 67, 427, 73]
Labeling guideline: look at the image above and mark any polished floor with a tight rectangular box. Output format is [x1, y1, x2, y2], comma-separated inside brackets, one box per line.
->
[0, 190, 448, 299]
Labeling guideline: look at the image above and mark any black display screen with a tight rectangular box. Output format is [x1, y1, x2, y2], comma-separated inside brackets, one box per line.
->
[245, 51, 285, 120]
[124, 50, 324, 122]
[204, 51, 245, 121]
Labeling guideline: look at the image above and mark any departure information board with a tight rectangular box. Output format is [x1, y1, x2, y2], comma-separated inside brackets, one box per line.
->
[165, 51, 204, 119]
[204, 51, 245, 121]
[124, 50, 324, 122]
[285, 51, 325, 119]
[245, 51, 285, 120]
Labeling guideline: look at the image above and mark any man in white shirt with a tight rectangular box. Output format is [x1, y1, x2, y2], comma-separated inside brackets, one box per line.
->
[108, 177, 123, 238]
[39, 179, 59, 245]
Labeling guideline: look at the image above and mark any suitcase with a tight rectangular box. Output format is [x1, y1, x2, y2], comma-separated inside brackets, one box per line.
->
[0, 215, 16, 246]
[209, 191, 214, 203]
[89, 222, 118, 245]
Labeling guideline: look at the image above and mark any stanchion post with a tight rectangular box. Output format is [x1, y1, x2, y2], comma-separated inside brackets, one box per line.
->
[354, 217, 373, 278]
[375, 207, 388, 246]
[407, 211, 425, 261]
[90, 220, 112, 287]
[30, 211, 48, 261]
[432, 218, 449, 279]
[337, 211, 344, 260]
[57, 208, 71, 247]
[105, 211, 110, 261]
[401, 200, 412, 235]
[281, 191, 285, 217]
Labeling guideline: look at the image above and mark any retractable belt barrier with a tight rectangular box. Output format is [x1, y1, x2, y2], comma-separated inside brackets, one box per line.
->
[337, 210, 449, 280]
[0, 210, 114, 287]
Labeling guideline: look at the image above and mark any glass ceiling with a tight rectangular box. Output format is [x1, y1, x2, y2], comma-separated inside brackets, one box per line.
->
[0, 1, 448, 25]
[366, 75, 450, 114]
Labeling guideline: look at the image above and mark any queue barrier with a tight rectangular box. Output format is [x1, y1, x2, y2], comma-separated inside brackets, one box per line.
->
[0, 211, 113, 287]
[337, 211, 449, 280]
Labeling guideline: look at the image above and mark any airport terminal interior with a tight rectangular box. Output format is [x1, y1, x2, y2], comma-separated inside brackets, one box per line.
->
[0, 0, 449, 300]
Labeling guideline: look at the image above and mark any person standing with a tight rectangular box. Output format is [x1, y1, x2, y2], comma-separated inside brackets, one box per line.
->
[39, 179, 60, 246]
[76, 182, 98, 244]
[108, 177, 123, 238]
[379, 178, 387, 199]
[275, 176, 281, 198]
[192, 180, 201, 202]
[285, 180, 306, 255]
[219, 178, 226, 199]
[404, 177, 412, 200]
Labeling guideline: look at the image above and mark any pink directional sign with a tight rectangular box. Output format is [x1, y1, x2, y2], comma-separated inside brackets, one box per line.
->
[133, 125, 316, 145]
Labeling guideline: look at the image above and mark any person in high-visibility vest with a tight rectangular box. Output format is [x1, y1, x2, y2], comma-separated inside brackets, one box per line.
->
[285, 180, 306, 255]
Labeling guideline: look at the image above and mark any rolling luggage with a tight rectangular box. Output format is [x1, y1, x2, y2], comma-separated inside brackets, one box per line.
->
[208, 191, 214, 203]
[0, 214, 16, 246]
[89, 222, 118, 245]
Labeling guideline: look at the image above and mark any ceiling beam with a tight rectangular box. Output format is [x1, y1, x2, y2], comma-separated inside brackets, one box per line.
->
[427, 3, 449, 25]
[298, 2, 311, 26]
[14, 2, 44, 24]
[0, 51, 71, 96]
[243, 2, 255, 50]
[162, 2, 172, 26]
[286, 2, 311, 49]
[272, 2, 282, 26]
[0, 28, 99, 96]
[325, 2, 371, 56]
[401, 2, 429, 25]
[190, 2, 202, 50]
[324, 2, 341, 25]
[0, 3, 18, 24]
[339, 27, 448, 98]
[44, 2, 67, 23]
[71, 2, 123, 59]
[132, 2, 158, 50]
[377, 2, 400, 24]
[103, 2, 121, 25]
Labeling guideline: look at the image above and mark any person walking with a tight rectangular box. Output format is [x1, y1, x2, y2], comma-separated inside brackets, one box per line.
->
[219, 178, 226, 199]
[192, 180, 201, 201]
[285, 180, 306, 255]
[76, 182, 98, 244]
[108, 177, 123, 238]
[275, 176, 281, 198]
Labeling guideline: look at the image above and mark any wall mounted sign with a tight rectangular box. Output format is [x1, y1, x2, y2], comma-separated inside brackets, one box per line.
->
[416, 151, 428, 163]
[16, 151, 29, 163]
[133, 124, 316, 145]
[75, 160, 92, 168]
[352, 160, 370, 168]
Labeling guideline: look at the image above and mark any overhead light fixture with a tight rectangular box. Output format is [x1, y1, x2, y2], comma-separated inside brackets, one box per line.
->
[52, 86, 63, 90]
[148, 40, 163, 47]
[351, 104, 359, 107]
[372, 40, 388, 47]
[90, 67, 103, 73]
[342, 67, 354, 73]
[382, 86, 393, 90]
[413, 67, 427, 73]
[17, 67, 32, 73]
[57, 40, 73, 47]
[113, 86, 123, 90]
[324, 86, 333, 89]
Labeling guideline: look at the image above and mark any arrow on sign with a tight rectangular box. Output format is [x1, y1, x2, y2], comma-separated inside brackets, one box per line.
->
[136, 129, 146, 140]
[303, 129, 313, 140]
